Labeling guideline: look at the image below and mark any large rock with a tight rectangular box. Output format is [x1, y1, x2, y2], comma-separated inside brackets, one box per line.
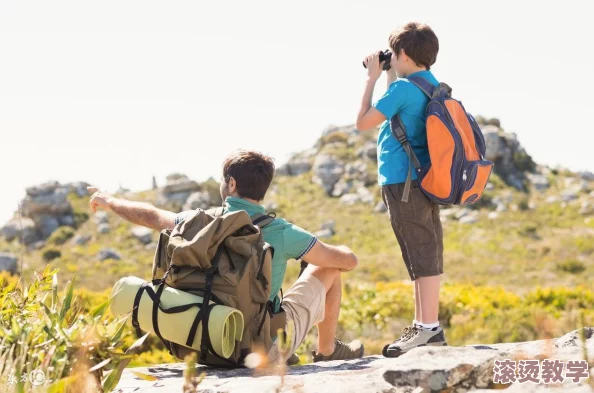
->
[116, 328, 594, 393]
[312, 154, 345, 196]
[182, 191, 211, 211]
[162, 174, 200, 195]
[131, 226, 153, 245]
[32, 215, 60, 239]
[158, 174, 201, 207]
[482, 126, 534, 190]
[277, 158, 312, 176]
[527, 173, 550, 191]
[65, 181, 91, 197]
[21, 185, 71, 216]
[1, 217, 38, 244]
[97, 248, 121, 261]
[357, 142, 377, 160]
[94, 211, 109, 225]
[580, 171, 594, 181]
[0, 253, 18, 274]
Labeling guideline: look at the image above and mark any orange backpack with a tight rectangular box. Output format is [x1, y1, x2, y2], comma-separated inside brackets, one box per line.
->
[390, 76, 494, 205]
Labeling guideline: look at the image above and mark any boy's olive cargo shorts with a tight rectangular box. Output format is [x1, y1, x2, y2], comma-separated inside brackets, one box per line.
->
[381, 180, 444, 280]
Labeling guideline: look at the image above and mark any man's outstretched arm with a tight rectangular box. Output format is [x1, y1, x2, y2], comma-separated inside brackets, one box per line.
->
[88, 186, 177, 231]
[301, 241, 358, 272]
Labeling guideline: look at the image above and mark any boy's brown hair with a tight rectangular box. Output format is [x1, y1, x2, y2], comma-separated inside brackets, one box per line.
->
[223, 150, 275, 201]
[389, 22, 439, 70]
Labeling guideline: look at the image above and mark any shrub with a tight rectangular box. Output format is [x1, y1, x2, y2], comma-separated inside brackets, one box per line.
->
[513, 151, 536, 172]
[48, 226, 75, 245]
[42, 248, 62, 262]
[556, 259, 586, 274]
[0, 267, 145, 393]
[73, 211, 90, 228]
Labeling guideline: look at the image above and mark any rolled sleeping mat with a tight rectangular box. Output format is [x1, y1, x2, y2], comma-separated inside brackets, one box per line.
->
[110, 276, 244, 359]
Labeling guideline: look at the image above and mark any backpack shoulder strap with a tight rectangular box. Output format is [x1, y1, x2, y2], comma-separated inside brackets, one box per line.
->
[390, 115, 423, 203]
[407, 76, 436, 98]
[251, 212, 276, 228]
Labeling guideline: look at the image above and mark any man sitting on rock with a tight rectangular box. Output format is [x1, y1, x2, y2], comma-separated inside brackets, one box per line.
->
[88, 149, 364, 364]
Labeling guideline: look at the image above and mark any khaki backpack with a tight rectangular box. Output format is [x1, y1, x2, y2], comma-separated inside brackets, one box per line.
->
[132, 207, 276, 367]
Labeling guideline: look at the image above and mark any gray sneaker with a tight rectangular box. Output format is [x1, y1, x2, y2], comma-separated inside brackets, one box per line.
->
[383, 325, 447, 358]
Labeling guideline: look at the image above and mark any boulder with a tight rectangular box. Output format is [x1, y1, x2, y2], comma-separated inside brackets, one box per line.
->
[115, 328, 594, 393]
[312, 154, 344, 196]
[374, 201, 387, 213]
[182, 191, 211, 211]
[72, 234, 91, 245]
[357, 142, 377, 160]
[459, 215, 478, 224]
[21, 186, 71, 216]
[1, 217, 37, 244]
[527, 173, 550, 191]
[94, 211, 109, 225]
[97, 248, 121, 261]
[580, 171, 594, 181]
[25, 180, 60, 197]
[98, 223, 110, 234]
[65, 181, 91, 197]
[277, 158, 312, 176]
[32, 215, 60, 239]
[314, 228, 334, 239]
[580, 201, 593, 216]
[131, 226, 153, 245]
[0, 253, 18, 274]
[561, 189, 579, 202]
[162, 174, 200, 195]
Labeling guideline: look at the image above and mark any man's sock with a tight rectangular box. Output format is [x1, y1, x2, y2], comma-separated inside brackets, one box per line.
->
[415, 321, 440, 330]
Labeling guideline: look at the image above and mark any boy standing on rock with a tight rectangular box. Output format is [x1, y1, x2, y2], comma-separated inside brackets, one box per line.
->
[355, 22, 447, 356]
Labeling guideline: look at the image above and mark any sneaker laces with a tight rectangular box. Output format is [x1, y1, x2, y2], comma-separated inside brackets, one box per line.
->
[395, 325, 419, 343]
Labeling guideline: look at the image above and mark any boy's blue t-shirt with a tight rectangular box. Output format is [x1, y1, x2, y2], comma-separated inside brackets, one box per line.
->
[373, 70, 439, 186]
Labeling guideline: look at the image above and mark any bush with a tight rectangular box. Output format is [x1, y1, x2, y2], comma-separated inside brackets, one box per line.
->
[73, 211, 90, 228]
[513, 151, 537, 172]
[48, 226, 75, 245]
[556, 259, 586, 274]
[0, 267, 142, 393]
[42, 248, 62, 262]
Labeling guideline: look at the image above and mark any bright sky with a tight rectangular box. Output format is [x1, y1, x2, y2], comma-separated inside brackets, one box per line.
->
[1, 0, 592, 224]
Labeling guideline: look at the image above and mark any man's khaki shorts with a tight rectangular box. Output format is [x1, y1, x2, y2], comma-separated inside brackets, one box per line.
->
[381, 180, 444, 280]
[267, 273, 326, 363]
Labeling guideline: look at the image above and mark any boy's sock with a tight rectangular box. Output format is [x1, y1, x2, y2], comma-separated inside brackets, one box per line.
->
[415, 321, 440, 330]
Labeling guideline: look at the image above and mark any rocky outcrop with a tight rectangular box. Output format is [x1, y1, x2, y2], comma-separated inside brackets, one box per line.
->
[157, 174, 201, 207]
[116, 328, 594, 393]
[182, 191, 212, 211]
[280, 119, 542, 198]
[312, 154, 345, 196]
[277, 158, 312, 176]
[0, 180, 87, 245]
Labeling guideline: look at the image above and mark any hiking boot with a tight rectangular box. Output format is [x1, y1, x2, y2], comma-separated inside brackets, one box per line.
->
[312, 338, 364, 362]
[286, 353, 300, 366]
[383, 325, 447, 358]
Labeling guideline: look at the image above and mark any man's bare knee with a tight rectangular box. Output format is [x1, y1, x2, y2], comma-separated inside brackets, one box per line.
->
[302, 264, 341, 292]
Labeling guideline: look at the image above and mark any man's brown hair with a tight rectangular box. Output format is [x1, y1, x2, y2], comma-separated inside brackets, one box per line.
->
[389, 22, 439, 70]
[223, 150, 275, 201]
